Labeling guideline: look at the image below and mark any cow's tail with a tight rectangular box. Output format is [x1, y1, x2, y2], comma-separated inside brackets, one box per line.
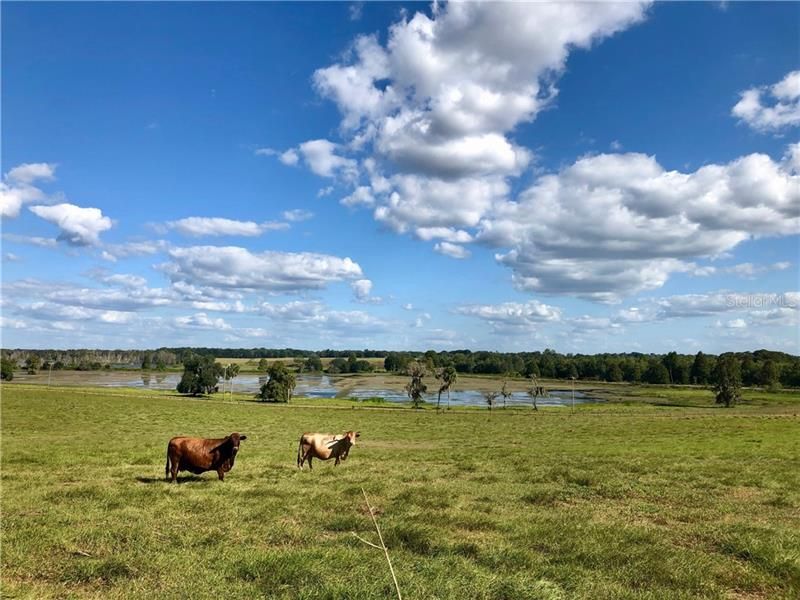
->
[165, 446, 171, 481]
[296, 435, 305, 469]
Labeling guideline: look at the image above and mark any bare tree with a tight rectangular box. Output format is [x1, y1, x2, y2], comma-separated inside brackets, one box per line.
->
[483, 391, 498, 412]
[500, 378, 512, 409]
[527, 374, 547, 411]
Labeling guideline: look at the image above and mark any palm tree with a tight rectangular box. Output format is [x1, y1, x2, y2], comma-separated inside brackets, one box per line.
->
[436, 366, 458, 409]
[405, 361, 427, 409]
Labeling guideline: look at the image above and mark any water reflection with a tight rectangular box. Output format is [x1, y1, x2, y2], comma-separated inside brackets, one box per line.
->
[31, 372, 603, 407]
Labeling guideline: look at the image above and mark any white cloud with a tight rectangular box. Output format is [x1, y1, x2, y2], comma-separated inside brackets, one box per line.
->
[305, 1, 649, 242]
[456, 300, 561, 332]
[257, 300, 391, 334]
[7, 163, 57, 185]
[282, 209, 314, 222]
[349, 2, 363, 21]
[161, 245, 363, 293]
[166, 217, 288, 237]
[351, 278, 372, 300]
[481, 147, 799, 301]
[434, 241, 470, 259]
[0, 316, 26, 329]
[174, 313, 232, 330]
[1, 163, 54, 218]
[297, 139, 357, 179]
[29, 203, 113, 246]
[414, 227, 473, 243]
[190, 300, 246, 313]
[279, 149, 300, 166]
[102, 240, 169, 261]
[732, 70, 800, 133]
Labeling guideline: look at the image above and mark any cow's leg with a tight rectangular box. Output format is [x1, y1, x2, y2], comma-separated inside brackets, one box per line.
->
[335, 455, 340, 466]
[307, 455, 313, 471]
[217, 469, 225, 481]
[170, 462, 179, 483]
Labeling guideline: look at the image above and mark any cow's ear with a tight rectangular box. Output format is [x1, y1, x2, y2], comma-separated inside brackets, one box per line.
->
[240, 435, 247, 441]
[355, 431, 361, 438]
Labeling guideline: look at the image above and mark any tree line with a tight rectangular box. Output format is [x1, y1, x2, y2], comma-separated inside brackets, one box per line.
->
[3, 347, 798, 389]
[382, 349, 799, 389]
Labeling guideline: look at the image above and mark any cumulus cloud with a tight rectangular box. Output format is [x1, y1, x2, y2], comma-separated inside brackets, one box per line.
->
[282, 209, 314, 222]
[295, 1, 650, 241]
[174, 312, 232, 330]
[165, 217, 288, 237]
[482, 148, 799, 301]
[0, 163, 55, 218]
[351, 278, 372, 300]
[434, 242, 470, 259]
[258, 300, 391, 333]
[456, 300, 561, 332]
[29, 203, 113, 246]
[101, 240, 169, 262]
[161, 245, 363, 293]
[732, 70, 800, 133]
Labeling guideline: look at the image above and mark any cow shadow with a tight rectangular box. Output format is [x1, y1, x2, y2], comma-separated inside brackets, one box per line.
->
[136, 476, 213, 485]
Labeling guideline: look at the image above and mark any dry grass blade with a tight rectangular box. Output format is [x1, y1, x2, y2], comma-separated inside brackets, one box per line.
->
[356, 487, 402, 600]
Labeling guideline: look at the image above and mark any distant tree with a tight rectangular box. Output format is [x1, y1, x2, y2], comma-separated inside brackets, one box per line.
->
[304, 355, 323, 372]
[141, 353, 151, 370]
[24, 355, 41, 375]
[176, 354, 223, 396]
[759, 360, 780, 390]
[484, 391, 498, 412]
[1, 358, 14, 381]
[643, 361, 670, 384]
[405, 361, 427, 408]
[567, 364, 578, 380]
[257, 358, 269, 371]
[740, 355, 758, 387]
[347, 353, 358, 373]
[690, 351, 712, 385]
[523, 359, 540, 379]
[606, 362, 623, 382]
[354, 359, 374, 373]
[436, 366, 458, 409]
[327, 358, 348, 374]
[257, 361, 296, 403]
[713, 354, 742, 407]
[662, 351, 680, 384]
[623, 359, 643, 383]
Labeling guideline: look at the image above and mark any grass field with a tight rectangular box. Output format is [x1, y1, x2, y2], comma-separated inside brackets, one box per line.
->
[2, 384, 799, 599]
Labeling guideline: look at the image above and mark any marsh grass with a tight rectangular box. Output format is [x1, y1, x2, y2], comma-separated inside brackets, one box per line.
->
[1, 384, 798, 598]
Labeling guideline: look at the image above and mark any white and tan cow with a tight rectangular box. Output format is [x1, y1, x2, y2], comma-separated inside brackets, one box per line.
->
[296, 431, 360, 470]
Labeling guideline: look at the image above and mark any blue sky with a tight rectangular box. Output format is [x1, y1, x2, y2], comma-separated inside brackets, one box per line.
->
[1, 1, 798, 353]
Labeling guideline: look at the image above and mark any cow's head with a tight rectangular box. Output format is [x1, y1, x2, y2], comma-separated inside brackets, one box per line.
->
[215, 433, 247, 455]
[345, 431, 360, 445]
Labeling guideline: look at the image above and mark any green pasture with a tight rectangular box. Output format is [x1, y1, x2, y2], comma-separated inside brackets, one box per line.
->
[1, 384, 798, 599]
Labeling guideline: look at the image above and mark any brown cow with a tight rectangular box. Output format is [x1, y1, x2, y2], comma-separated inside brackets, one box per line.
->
[296, 431, 360, 470]
[165, 433, 247, 482]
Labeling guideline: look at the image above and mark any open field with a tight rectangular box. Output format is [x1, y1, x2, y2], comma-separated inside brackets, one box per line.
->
[2, 385, 799, 599]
